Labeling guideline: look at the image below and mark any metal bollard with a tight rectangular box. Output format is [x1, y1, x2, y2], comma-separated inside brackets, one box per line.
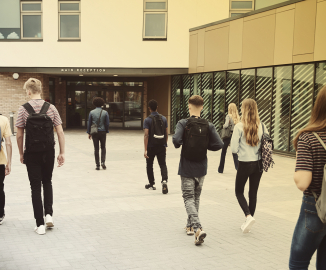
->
[9, 112, 15, 136]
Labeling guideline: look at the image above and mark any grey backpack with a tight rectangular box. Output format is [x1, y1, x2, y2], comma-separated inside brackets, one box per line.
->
[312, 132, 326, 223]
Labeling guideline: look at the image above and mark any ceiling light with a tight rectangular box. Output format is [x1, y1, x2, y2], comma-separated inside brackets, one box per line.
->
[113, 75, 118, 77]
[89, 83, 92, 85]
[79, 74, 83, 76]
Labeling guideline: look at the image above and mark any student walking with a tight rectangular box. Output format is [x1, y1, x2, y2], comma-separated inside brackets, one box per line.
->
[87, 97, 110, 170]
[218, 103, 240, 173]
[16, 78, 65, 235]
[289, 86, 326, 269]
[0, 115, 12, 225]
[173, 95, 223, 245]
[231, 99, 266, 233]
[143, 100, 168, 194]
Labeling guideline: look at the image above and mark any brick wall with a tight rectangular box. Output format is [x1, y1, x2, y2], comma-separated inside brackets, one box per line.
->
[0, 72, 66, 131]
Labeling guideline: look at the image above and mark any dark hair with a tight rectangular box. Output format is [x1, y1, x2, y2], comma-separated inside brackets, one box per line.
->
[148, 99, 158, 111]
[188, 95, 203, 107]
[93, 97, 105, 107]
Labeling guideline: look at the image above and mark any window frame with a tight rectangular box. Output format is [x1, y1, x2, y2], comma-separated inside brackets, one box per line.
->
[144, 0, 168, 12]
[230, 1, 253, 9]
[20, 1, 43, 40]
[143, 11, 167, 40]
[58, 1, 81, 40]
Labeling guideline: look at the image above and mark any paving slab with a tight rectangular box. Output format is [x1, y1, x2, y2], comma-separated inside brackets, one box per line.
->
[0, 130, 317, 269]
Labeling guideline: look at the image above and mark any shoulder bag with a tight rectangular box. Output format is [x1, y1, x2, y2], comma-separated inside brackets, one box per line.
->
[90, 109, 103, 136]
[220, 118, 232, 140]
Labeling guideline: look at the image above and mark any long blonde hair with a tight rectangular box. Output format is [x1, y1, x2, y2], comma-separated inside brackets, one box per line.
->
[293, 86, 326, 151]
[241, 99, 260, 146]
[228, 103, 240, 124]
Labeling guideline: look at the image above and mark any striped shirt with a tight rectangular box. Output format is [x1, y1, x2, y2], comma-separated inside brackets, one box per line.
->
[15, 99, 62, 128]
[295, 130, 326, 197]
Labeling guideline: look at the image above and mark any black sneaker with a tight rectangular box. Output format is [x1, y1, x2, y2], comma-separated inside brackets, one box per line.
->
[162, 181, 168, 194]
[0, 214, 4, 225]
[96, 166, 100, 170]
[145, 184, 156, 190]
[101, 163, 106, 170]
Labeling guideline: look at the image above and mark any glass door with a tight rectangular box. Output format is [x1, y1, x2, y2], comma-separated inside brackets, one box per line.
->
[124, 91, 142, 128]
[105, 91, 124, 128]
[67, 90, 86, 127]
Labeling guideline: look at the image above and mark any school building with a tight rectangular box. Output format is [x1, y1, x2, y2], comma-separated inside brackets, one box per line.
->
[0, 0, 325, 155]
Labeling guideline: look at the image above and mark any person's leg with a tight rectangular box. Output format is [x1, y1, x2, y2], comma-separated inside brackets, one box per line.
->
[92, 134, 100, 167]
[194, 176, 205, 213]
[181, 176, 201, 231]
[41, 150, 55, 218]
[232, 153, 239, 171]
[218, 138, 230, 173]
[26, 153, 45, 227]
[156, 146, 168, 182]
[289, 196, 326, 269]
[146, 147, 155, 186]
[0, 165, 5, 217]
[99, 132, 106, 165]
[248, 162, 263, 217]
[316, 233, 326, 269]
[235, 161, 252, 216]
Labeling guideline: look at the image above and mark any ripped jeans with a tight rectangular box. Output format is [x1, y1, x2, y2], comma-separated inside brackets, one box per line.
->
[181, 176, 205, 231]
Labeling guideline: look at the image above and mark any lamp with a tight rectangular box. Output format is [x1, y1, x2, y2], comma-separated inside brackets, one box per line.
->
[13, 73, 19, 80]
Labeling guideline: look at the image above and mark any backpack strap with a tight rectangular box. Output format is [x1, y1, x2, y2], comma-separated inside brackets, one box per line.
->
[40, 102, 51, 114]
[97, 109, 103, 126]
[313, 132, 326, 151]
[23, 103, 35, 115]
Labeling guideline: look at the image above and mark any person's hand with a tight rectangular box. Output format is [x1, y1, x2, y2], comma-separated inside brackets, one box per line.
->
[20, 154, 24, 164]
[57, 153, 65, 167]
[88, 134, 92, 140]
[5, 163, 11, 176]
[144, 151, 149, 159]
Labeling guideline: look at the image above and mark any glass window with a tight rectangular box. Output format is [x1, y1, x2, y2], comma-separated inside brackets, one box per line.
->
[59, 1, 80, 39]
[226, 70, 240, 111]
[213, 72, 226, 132]
[143, 0, 167, 39]
[21, 2, 42, 39]
[289, 64, 314, 152]
[67, 90, 86, 127]
[231, 13, 244, 17]
[171, 76, 181, 133]
[124, 92, 142, 128]
[181, 75, 194, 119]
[67, 81, 85, 86]
[256, 67, 273, 133]
[201, 73, 213, 121]
[315, 62, 326, 102]
[271, 66, 292, 152]
[231, 1, 253, 9]
[124, 82, 144, 86]
[0, 0, 20, 39]
[255, 0, 287, 10]
[240, 69, 255, 107]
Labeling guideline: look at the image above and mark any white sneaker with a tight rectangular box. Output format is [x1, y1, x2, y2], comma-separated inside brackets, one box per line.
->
[45, 214, 54, 228]
[0, 215, 4, 225]
[241, 216, 255, 233]
[34, 225, 46, 235]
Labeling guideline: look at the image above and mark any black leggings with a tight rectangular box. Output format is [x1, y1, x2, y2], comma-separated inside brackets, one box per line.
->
[235, 160, 263, 217]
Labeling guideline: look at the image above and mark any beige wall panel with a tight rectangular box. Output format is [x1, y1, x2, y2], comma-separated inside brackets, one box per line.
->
[197, 66, 204, 72]
[228, 19, 244, 64]
[293, 0, 317, 56]
[204, 22, 229, 32]
[293, 53, 314, 63]
[314, 1, 326, 61]
[197, 29, 205, 68]
[244, 10, 275, 22]
[242, 15, 276, 68]
[204, 27, 229, 72]
[274, 9, 295, 65]
[317, 0, 326, 2]
[228, 62, 242, 69]
[276, 4, 295, 13]
[189, 34, 198, 73]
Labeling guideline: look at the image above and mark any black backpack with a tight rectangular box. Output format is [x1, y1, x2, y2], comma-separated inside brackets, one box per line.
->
[23, 102, 55, 153]
[149, 114, 166, 145]
[182, 117, 210, 161]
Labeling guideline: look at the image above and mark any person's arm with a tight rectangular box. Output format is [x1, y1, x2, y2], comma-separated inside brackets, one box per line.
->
[223, 115, 230, 129]
[55, 125, 65, 167]
[172, 121, 185, 148]
[87, 112, 92, 139]
[144, 129, 149, 158]
[231, 124, 240, 154]
[294, 136, 313, 192]
[16, 127, 24, 164]
[105, 112, 110, 133]
[165, 128, 168, 145]
[4, 136, 12, 176]
[208, 124, 224, 151]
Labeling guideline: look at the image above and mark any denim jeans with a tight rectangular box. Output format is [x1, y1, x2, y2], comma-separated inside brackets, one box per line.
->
[218, 137, 238, 173]
[0, 165, 5, 217]
[25, 150, 55, 227]
[92, 131, 107, 166]
[289, 195, 326, 270]
[235, 160, 263, 216]
[181, 176, 205, 231]
[146, 146, 168, 186]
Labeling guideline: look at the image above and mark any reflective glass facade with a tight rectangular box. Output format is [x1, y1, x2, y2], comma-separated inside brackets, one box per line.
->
[171, 62, 325, 154]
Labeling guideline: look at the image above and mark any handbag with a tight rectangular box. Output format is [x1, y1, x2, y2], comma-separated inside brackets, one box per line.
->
[90, 109, 103, 136]
[220, 119, 232, 140]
